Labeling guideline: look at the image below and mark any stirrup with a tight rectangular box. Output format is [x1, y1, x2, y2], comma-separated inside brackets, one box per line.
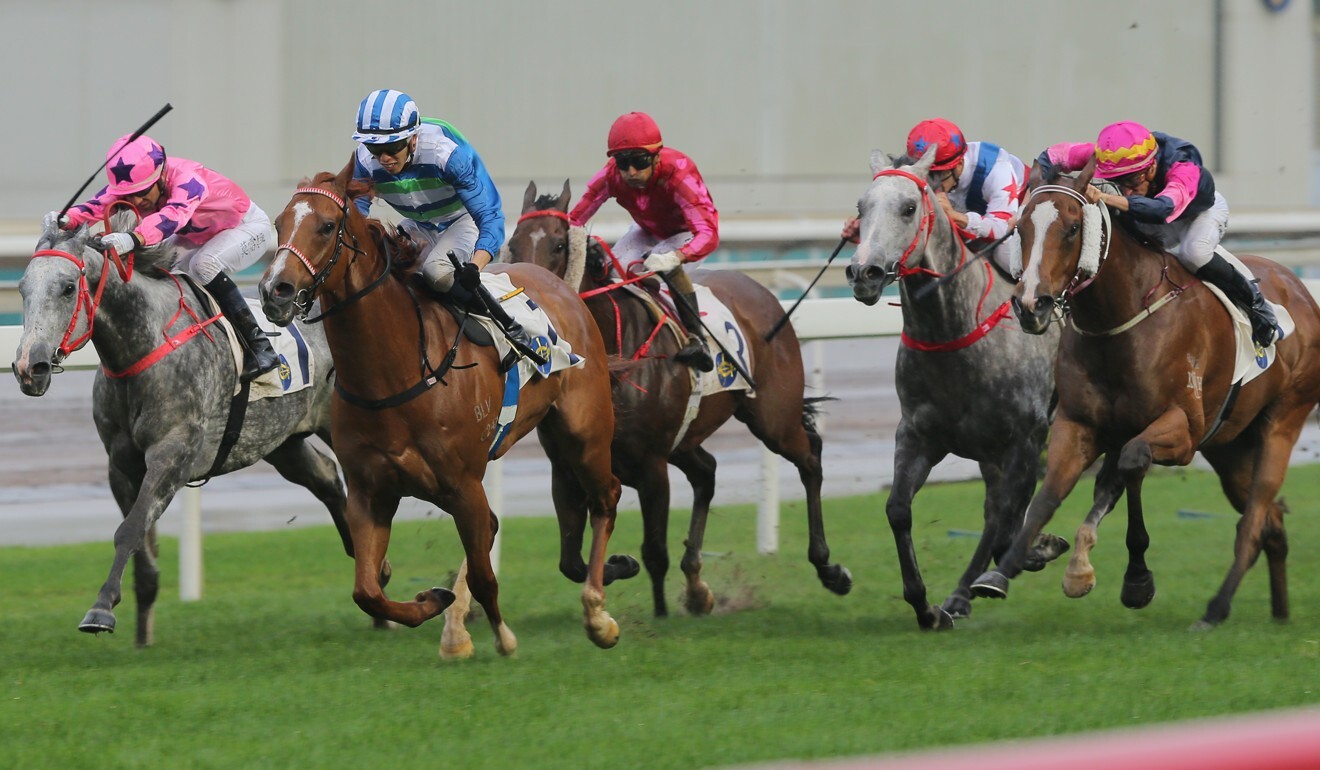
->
[674, 338, 714, 372]
[507, 327, 549, 367]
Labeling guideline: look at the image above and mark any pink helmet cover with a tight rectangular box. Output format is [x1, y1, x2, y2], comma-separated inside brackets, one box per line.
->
[1094, 121, 1157, 180]
[105, 134, 166, 195]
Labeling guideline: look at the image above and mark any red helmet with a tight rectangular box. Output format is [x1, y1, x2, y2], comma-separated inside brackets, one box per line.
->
[906, 118, 967, 171]
[607, 112, 663, 156]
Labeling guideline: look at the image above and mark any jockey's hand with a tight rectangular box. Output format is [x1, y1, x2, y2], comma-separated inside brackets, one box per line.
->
[1084, 185, 1102, 204]
[643, 250, 684, 274]
[471, 248, 493, 269]
[42, 211, 69, 231]
[99, 232, 137, 254]
[841, 217, 860, 244]
[455, 260, 482, 291]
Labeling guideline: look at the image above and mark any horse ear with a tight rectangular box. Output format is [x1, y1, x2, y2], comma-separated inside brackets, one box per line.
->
[912, 144, 939, 176]
[1027, 160, 1044, 193]
[334, 156, 354, 194]
[521, 181, 537, 214]
[557, 179, 571, 213]
[869, 149, 888, 176]
[1076, 154, 1098, 190]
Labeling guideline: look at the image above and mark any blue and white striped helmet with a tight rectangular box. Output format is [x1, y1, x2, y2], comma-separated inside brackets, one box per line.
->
[352, 89, 421, 144]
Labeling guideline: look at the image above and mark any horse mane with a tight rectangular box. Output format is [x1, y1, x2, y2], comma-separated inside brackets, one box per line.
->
[300, 171, 421, 276]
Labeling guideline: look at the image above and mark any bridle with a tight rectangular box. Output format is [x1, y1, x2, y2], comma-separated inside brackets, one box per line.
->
[275, 185, 383, 323]
[868, 168, 958, 283]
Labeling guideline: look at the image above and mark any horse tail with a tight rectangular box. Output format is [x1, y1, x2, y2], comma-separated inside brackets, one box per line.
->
[802, 395, 836, 435]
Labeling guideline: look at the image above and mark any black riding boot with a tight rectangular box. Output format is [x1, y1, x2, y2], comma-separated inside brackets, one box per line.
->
[469, 282, 549, 367]
[206, 273, 279, 383]
[672, 290, 715, 372]
[1195, 254, 1282, 348]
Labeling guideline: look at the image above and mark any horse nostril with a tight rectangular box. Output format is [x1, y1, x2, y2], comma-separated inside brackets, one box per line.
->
[272, 281, 295, 301]
[863, 265, 884, 282]
[844, 264, 857, 282]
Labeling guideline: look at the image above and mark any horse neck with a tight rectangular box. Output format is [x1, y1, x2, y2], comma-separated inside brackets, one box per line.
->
[86, 257, 200, 373]
[1067, 221, 1180, 330]
[898, 201, 997, 337]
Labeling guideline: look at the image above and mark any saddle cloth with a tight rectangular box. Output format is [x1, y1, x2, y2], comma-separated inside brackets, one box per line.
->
[190, 279, 317, 402]
[1204, 247, 1295, 388]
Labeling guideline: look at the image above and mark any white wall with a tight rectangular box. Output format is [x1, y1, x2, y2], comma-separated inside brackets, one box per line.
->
[1, 0, 1311, 229]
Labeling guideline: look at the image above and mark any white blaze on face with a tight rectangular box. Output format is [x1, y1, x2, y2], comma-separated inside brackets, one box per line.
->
[1019, 201, 1060, 310]
[269, 200, 314, 275]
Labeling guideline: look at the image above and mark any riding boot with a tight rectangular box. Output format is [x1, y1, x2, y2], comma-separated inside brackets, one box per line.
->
[468, 281, 549, 367]
[1195, 254, 1283, 348]
[671, 290, 715, 372]
[206, 272, 280, 383]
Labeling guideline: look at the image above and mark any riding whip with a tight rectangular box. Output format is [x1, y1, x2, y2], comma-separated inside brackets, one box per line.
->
[58, 103, 174, 219]
[765, 237, 849, 342]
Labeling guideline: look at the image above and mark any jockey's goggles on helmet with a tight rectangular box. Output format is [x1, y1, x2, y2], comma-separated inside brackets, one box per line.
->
[614, 152, 655, 172]
[1113, 168, 1148, 192]
[366, 138, 410, 157]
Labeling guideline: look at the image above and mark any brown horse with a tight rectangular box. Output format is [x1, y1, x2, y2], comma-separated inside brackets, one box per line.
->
[506, 180, 851, 616]
[258, 169, 639, 657]
[971, 158, 1320, 627]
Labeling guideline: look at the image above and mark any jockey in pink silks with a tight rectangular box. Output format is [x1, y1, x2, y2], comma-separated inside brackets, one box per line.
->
[1037, 120, 1282, 348]
[46, 134, 279, 381]
[568, 111, 719, 372]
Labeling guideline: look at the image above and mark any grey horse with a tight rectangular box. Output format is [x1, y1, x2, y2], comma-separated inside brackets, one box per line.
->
[845, 146, 1067, 630]
[11, 215, 372, 647]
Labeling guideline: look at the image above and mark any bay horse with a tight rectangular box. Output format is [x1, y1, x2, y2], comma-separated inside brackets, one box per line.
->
[845, 146, 1067, 630]
[258, 169, 637, 657]
[11, 211, 363, 647]
[971, 157, 1320, 627]
[506, 180, 852, 617]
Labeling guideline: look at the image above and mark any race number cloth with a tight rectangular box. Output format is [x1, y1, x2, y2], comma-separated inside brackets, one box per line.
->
[665, 284, 755, 451]
[209, 292, 316, 401]
[473, 271, 586, 458]
[1203, 247, 1294, 387]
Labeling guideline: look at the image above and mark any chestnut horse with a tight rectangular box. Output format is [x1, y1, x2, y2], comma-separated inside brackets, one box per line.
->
[971, 158, 1320, 627]
[259, 169, 638, 657]
[506, 180, 852, 616]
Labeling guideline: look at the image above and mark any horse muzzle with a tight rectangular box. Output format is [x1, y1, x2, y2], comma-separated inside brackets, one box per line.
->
[846, 262, 892, 307]
[1012, 294, 1056, 335]
[259, 280, 299, 327]
[12, 349, 53, 397]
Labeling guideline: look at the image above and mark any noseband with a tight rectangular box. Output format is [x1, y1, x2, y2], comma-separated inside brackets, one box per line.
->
[869, 169, 966, 282]
[277, 186, 381, 322]
[1024, 184, 1111, 300]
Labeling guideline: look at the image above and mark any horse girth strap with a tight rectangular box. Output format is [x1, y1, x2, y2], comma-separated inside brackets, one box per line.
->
[1068, 288, 1184, 337]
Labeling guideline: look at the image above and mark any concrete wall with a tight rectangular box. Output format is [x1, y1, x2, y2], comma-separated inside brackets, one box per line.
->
[1, 0, 1311, 230]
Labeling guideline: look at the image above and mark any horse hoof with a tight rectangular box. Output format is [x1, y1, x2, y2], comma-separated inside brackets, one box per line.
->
[1022, 534, 1071, 572]
[416, 587, 457, 615]
[1062, 569, 1094, 598]
[930, 607, 956, 631]
[820, 565, 853, 596]
[1120, 573, 1156, 609]
[683, 584, 715, 616]
[440, 635, 475, 661]
[78, 608, 116, 634]
[941, 595, 971, 620]
[587, 616, 620, 649]
[969, 571, 1009, 599]
[603, 554, 641, 585]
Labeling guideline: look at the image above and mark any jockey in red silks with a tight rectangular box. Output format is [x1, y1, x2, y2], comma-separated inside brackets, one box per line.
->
[844, 118, 1028, 278]
[568, 112, 718, 372]
[1039, 120, 1282, 348]
[46, 134, 278, 382]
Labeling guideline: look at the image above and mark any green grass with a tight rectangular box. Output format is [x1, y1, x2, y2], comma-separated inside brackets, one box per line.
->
[3, 465, 1320, 769]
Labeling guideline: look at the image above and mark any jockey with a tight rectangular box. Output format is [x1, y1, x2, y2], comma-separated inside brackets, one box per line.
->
[349, 89, 541, 361]
[47, 135, 279, 383]
[843, 118, 1027, 277]
[1038, 120, 1282, 348]
[568, 112, 718, 372]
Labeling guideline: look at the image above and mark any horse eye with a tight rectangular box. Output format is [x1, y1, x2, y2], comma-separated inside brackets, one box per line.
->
[1067, 223, 1080, 238]
[62, 282, 76, 297]
[902, 203, 916, 217]
[553, 240, 566, 253]
[319, 220, 335, 235]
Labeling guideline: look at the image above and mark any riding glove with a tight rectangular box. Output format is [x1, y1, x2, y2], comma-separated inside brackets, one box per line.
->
[644, 250, 683, 273]
[100, 232, 137, 254]
[42, 211, 69, 231]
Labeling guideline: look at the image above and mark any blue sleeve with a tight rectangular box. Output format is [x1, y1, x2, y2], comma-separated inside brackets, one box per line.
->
[352, 154, 373, 217]
[444, 143, 505, 255]
[1125, 194, 1175, 223]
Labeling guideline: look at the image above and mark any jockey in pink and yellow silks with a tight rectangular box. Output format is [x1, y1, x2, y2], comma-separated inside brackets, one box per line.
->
[45, 135, 279, 382]
[569, 112, 719, 372]
[1038, 120, 1282, 348]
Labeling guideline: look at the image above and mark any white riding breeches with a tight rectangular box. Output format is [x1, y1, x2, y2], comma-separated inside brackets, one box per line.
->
[163, 202, 274, 285]
[612, 224, 694, 275]
[1163, 192, 1230, 273]
[403, 214, 478, 291]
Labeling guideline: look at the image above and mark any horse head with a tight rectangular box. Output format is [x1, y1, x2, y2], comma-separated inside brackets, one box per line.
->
[1013, 156, 1102, 334]
[506, 180, 589, 292]
[845, 145, 943, 306]
[260, 166, 368, 326]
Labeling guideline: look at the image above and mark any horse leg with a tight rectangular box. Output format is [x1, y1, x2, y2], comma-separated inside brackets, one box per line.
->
[1199, 408, 1307, 627]
[886, 424, 951, 630]
[444, 490, 517, 657]
[633, 458, 675, 617]
[671, 446, 717, 616]
[1060, 453, 1124, 599]
[344, 486, 457, 630]
[81, 438, 194, 636]
[440, 558, 476, 660]
[264, 437, 393, 628]
[102, 458, 159, 646]
[945, 460, 1013, 620]
[972, 419, 1099, 599]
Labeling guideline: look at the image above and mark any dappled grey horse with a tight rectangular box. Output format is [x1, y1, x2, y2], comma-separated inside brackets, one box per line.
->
[845, 146, 1066, 630]
[11, 214, 369, 647]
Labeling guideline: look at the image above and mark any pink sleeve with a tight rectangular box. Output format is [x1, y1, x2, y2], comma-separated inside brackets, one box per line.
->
[134, 177, 206, 247]
[63, 192, 114, 228]
[568, 164, 614, 227]
[1046, 142, 1096, 173]
[1155, 161, 1201, 223]
[671, 170, 719, 260]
